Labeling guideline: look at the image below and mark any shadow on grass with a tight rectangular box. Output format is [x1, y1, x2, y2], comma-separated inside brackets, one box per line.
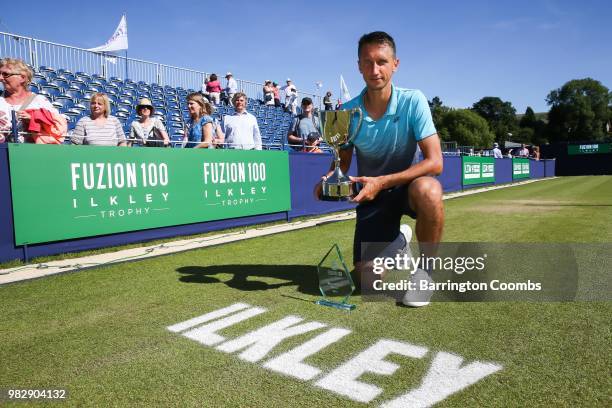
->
[176, 264, 321, 296]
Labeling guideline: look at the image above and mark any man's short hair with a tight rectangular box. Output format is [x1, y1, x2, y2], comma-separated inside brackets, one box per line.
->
[358, 31, 396, 59]
[301, 97, 312, 106]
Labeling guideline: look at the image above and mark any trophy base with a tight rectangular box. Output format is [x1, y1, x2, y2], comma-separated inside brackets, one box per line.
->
[321, 179, 355, 201]
[316, 299, 356, 311]
[320, 195, 352, 202]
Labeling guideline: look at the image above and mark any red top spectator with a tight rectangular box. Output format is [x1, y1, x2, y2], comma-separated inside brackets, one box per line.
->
[206, 74, 222, 93]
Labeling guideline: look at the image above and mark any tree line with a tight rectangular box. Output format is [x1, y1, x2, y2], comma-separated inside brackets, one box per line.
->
[429, 78, 611, 148]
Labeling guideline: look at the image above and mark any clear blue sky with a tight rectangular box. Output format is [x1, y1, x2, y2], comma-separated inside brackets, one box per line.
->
[1, 0, 610, 113]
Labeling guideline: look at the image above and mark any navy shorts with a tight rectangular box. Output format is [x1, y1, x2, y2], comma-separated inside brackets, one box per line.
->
[353, 184, 416, 263]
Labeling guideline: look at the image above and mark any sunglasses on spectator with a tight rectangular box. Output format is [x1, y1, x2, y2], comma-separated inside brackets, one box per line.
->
[0, 72, 21, 78]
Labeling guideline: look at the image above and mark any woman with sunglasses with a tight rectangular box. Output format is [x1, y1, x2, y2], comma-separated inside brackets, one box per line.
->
[0, 58, 64, 143]
[128, 98, 170, 147]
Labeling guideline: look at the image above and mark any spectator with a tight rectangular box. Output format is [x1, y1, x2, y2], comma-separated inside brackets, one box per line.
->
[323, 91, 333, 111]
[184, 92, 215, 149]
[225, 72, 237, 105]
[531, 146, 540, 160]
[129, 98, 170, 147]
[517, 143, 529, 157]
[263, 80, 275, 106]
[222, 92, 261, 150]
[272, 82, 281, 107]
[71, 93, 126, 146]
[0, 57, 66, 144]
[335, 99, 342, 110]
[201, 76, 209, 95]
[303, 132, 323, 153]
[282, 78, 298, 115]
[287, 97, 320, 150]
[492, 142, 503, 158]
[206, 73, 222, 105]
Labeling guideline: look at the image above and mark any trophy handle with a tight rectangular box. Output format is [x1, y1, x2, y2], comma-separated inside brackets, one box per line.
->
[348, 107, 363, 144]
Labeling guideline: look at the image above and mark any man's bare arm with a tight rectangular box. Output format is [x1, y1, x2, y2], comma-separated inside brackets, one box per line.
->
[351, 134, 443, 202]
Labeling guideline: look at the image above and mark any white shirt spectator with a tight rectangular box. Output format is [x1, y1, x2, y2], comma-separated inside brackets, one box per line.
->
[222, 111, 262, 150]
[282, 83, 297, 100]
[493, 147, 503, 158]
[282, 83, 298, 115]
[226, 77, 237, 95]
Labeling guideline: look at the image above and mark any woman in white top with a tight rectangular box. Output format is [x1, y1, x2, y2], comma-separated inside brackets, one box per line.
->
[0, 57, 60, 143]
[71, 93, 126, 146]
[128, 98, 169, 147]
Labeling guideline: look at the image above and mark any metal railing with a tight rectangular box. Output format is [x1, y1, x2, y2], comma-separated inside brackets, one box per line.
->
[0, 31, 322, 105]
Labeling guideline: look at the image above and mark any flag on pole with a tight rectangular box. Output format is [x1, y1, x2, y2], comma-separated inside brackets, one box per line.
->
[88, 15, 128, 52]
[340, 75, 351, 101]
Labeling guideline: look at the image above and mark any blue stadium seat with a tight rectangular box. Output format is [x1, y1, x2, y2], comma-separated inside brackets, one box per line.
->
[53, 78, 70, 90]
[32, 75, 48, 87]
[41, 86, 60, 100]
[55, 91, 76, 102]
[38, 66, 56, 73]
[53, 99, 75, 111]
[120, 90, 136, 99]
[70, 100, 88, 110]
[68, 80, 87, 91]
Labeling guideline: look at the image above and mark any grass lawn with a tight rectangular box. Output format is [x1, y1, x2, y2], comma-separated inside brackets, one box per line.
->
[1, 176, 610, 407]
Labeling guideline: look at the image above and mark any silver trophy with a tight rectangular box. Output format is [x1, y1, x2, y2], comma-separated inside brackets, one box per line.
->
[318, 108, 363, 201]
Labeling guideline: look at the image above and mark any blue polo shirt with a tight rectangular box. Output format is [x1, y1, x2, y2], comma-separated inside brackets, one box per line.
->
[342, 85, 436, 177]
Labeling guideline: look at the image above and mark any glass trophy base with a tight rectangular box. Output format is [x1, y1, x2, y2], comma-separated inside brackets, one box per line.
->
[315, 298, 356, 311]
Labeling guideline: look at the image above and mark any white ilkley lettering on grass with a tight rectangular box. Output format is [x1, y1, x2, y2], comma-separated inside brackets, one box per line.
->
[166, 302, 251, 333]
[381, 352, 503, 408]
[181, 306, 267, 346]
[264, 327, 352, 381]
[168, 303, 503, 406]
[216, 316, 326, 362]
[315, 339, 428, 403]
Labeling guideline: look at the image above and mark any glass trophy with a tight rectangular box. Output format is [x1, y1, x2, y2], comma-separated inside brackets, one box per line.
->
[316, 243, 356, 311]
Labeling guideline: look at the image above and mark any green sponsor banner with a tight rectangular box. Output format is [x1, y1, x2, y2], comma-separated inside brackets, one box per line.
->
[512, 158, 531, 179]
[567, 143, 611, 155]
[462, 156, 495, 186]
[8, 144, 291, 245]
